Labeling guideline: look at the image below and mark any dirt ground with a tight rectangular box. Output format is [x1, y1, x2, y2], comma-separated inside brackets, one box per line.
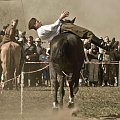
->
[0, 86, 120, 120]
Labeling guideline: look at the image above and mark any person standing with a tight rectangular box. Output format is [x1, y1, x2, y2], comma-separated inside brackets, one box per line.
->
[34, 38, 44, 86]
[23, 36, 37, 87]
[39, 48, 50, 86]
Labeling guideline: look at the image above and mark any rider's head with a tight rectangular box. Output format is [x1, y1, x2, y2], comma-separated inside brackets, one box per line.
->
[28, 18, 42, 30]
[11, 19, 18, 27]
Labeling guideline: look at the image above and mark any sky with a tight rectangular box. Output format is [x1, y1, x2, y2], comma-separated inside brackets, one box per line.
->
[0, 0, 120, 41]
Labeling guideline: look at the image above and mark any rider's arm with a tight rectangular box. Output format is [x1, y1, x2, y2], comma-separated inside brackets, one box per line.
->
[37, 11, 69, 41]
[50, 11, 69, 29]
[9, 26, 16, 40]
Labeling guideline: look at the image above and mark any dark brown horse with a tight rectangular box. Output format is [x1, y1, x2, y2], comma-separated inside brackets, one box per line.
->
[1, 41, 23, 90]
[49, 32, 85, 110]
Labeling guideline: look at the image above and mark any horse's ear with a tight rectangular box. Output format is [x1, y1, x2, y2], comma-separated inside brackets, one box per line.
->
[71, 17, 76, 23]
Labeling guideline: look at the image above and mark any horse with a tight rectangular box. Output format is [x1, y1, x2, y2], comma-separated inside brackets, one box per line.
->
[49, 32, 85, 110]
[0, 41, 23, 90]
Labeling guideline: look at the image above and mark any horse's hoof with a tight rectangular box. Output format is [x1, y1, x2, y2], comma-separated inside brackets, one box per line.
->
[72, 112, 77, 117]
[68, 102, 74, 108]
[52, 107, 59, 112]
[52, 102, 59, 112]
[59, 102, 63, 109]
[71, 107, 79, 117]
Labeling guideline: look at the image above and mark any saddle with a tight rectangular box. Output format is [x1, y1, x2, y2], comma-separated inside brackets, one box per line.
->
[60, 17, 76, 34]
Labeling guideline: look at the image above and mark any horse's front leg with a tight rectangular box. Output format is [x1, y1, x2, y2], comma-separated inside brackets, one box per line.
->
[58, 75, 65, 109]
[68, 71, 80, 108]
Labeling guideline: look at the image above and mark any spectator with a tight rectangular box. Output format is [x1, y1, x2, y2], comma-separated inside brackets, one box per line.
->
[0, 24, 9, 36]
[82, 39, 91, 85]
[34, 38, 44, 60]
[88, 44, 99, 86]
[98, 37, 104, 86]
[39, 48, 50, 86]
[109, 41, 119, 86]
[112, 41, 120, 86]
[23, 36, 37, 87]
[102, 49, 111, 86]
[18, 31, 27, 44]
[34, 38, 44, 86]
[102, 36, 116, 86]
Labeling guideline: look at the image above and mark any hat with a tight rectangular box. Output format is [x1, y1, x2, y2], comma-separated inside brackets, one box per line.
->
[34, 38, 41, 42]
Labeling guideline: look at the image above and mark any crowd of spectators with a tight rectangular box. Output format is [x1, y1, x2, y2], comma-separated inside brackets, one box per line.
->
[21, 35, 50, 87]
[82, 36, 120, 87]
[0, 22, 120, 87]
[0, 24, 50, 87]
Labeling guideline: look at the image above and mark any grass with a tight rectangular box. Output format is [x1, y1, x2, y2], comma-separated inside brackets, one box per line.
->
[75, 87, 120, 118]
[0, 86, 120, 120]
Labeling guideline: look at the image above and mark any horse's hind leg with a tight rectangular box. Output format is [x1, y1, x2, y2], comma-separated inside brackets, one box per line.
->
[14, 62, 21, 90]
[58, 75, 65, 109]
[68, 71, 80, 108]
[68, 80, 75, 108]
[52, 76, 59, 110]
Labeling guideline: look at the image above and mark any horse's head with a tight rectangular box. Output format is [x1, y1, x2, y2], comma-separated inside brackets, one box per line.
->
[61, 17, 76, 24]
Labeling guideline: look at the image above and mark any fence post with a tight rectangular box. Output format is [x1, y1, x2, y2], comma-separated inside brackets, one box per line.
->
[20, 64, 25, 116]
[21, 71, 24, 115]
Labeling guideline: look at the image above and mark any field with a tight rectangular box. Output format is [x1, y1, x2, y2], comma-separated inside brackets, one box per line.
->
[0, 86, 120, 120]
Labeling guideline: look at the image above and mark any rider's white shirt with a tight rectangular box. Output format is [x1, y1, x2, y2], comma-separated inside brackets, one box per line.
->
[37, 19, 61, 41]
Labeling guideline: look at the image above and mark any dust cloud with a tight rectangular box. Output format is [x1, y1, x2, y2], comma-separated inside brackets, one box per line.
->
[20, 108, 82, 120]
[0, 0, 120, 40]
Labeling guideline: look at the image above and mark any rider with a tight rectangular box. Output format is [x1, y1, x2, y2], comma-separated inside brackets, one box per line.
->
[0, 19, 21, 47]
[28, 11, 116, 51]
[0, 19, 25, 62]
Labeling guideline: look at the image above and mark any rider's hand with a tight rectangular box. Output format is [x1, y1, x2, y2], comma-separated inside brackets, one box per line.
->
[59, 11, 69, 20]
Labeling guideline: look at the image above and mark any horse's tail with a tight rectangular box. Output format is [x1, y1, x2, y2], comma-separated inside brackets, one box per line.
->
[8, 43, 14, 81]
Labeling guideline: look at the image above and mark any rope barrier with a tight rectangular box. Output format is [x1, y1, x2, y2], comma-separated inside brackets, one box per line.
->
[0, 60, 118, 90]
[84, 61, 119, 64]
[0, 64, 49, 93]
[25, 62, 49, 64]
[23, 65, 49, 74]
[25, 61, 119, 64]
[0, 74, 21, 94]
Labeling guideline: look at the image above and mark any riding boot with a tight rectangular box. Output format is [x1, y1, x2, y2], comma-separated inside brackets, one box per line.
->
[109, 37, 115, 48]
[112, 41, 119, 49]
[91, 35, 112, 51]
